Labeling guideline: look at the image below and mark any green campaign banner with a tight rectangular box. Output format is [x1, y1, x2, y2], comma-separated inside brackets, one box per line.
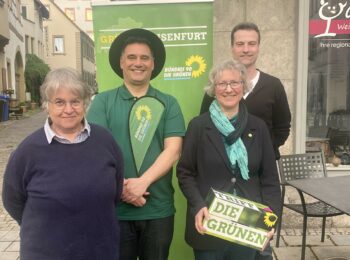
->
[92, 0, 213, 123]
[92, 1, 213, 258]
[129, 97, 165, 173]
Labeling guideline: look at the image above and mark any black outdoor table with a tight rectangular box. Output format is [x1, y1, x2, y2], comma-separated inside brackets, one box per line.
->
[287, 175, 350, 215]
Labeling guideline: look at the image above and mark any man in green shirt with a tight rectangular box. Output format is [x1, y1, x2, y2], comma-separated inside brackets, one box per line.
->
[87, 28, 185, 260]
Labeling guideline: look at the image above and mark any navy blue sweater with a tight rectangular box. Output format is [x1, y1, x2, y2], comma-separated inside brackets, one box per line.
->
[2, 124, 124, 260]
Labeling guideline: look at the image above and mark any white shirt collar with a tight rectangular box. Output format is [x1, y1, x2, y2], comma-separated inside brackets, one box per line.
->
[44, 118, 91, 144]
[244, 70, 260, 99]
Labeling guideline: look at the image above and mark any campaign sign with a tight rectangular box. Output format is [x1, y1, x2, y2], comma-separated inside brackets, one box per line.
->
[203, 188, 278, 251]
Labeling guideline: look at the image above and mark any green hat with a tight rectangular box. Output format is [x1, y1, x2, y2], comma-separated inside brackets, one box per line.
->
[109, 28, 166, 80]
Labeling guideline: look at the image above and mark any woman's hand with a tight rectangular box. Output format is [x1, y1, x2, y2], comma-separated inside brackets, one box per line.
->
[267, 228, 275, 240]
[195, 207, 209, 235]
[261, 228, 275, 252]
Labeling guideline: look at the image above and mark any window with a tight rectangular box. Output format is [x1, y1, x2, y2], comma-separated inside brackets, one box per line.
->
[38, 40, 42, 57]
[22, 5, 27, 19]
[53, 36, 64, 54]
[65, 8, 75, 21]
[31, 37, 34, 54]
[25, 35, 29, 55]
[305, 1, 350, 164]
[85, 8, 92, 21]
[45, 5, 50, 19]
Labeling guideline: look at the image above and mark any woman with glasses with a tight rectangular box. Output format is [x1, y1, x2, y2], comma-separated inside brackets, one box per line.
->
[2, 67, 124, 260]
[177, 60, 281, 260]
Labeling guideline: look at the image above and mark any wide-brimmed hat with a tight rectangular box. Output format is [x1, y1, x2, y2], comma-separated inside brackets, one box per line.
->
[109, 28, 166, 80]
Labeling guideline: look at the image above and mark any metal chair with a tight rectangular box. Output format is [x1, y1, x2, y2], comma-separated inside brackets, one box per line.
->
[275, 151, 344, 260]
[327, 127, 350, 157]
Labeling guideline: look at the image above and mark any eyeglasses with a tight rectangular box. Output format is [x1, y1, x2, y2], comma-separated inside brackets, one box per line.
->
[50, 99, 82, 110]
[216, 81, 243, 90]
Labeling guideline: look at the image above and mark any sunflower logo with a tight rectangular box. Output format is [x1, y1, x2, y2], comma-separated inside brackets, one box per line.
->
[185, 55, 207, 78]
[263, 212, 278, 228]
[135, 105, 152, 121]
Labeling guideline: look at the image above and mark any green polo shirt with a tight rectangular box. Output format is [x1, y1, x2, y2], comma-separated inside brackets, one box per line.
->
[87, 85, 185, 220]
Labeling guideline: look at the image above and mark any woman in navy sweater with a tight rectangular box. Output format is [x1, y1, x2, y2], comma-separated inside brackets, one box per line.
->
[2, 68, 124, 260]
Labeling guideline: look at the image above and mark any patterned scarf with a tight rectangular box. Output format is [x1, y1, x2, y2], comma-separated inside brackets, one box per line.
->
[209, 100, 249, 180]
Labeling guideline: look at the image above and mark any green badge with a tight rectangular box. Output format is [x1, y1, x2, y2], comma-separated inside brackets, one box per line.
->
[129, 96, 165, 174]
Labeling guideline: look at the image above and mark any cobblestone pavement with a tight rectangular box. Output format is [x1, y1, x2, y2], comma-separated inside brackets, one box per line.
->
[0, 110, 46, 260]
[0, 111, 349, 260]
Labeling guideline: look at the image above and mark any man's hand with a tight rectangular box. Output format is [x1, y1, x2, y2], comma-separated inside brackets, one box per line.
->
[128, 196, 147, 207]
[122, 178, 150, 205]
[195, 207, 209, 235]
[121, 136, 182, 207]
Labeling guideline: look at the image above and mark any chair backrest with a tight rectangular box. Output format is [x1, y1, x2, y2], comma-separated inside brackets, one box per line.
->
[327, 127, 350, 155]
[277, 151, 327, 184]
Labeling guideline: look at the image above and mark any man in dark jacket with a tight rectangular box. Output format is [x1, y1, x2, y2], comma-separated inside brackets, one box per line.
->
[200, 22, 291, 160]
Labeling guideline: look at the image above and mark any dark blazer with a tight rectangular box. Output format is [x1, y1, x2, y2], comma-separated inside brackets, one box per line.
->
[200, 70, 291, 159]
[176, 112, 281, 250]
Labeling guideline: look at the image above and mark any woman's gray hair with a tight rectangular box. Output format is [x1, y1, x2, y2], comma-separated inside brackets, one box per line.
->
[204, 59, 250, 97]
[40, 67, 93, 110]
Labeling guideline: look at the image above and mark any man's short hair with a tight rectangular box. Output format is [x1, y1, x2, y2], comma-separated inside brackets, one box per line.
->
[230, 22, 261, 45]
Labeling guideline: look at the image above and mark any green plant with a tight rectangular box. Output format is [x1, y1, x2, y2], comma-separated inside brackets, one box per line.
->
[24, 54, 50, 104]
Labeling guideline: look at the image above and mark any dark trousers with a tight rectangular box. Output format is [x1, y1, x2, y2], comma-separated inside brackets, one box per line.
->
[194, 244, 256, 260]
[119, 216, 174, 260]
[255, 243, 273, 260]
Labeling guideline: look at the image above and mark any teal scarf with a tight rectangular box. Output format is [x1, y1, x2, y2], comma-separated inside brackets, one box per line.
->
[209, 100, 249, 180]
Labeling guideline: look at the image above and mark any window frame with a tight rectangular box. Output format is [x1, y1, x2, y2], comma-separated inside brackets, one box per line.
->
[64, 7, 75, 21]
[53, 36, 65, 54]
[85, 8, 92, 21]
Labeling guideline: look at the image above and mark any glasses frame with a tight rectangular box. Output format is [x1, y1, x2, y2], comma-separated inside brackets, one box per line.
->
[49, 99, 83, 110]
[215, 81, 243, 90]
